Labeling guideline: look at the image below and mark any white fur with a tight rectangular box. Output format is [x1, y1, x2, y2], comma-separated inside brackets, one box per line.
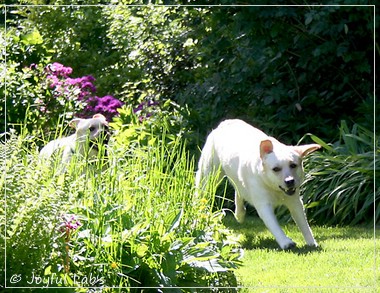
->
[195, 119, 320, 249]
[40, 114, 109, 164]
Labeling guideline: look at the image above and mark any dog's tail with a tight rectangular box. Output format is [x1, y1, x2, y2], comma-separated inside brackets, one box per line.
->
[195, 132, 223, 196]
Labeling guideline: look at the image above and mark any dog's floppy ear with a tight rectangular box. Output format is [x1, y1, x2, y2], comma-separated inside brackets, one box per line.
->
[93, 113, 109, 126]
[69, 118, 82, 129]
[93, 113, 107, 121]
[294, 144, 321, 158]
[260, 139, 273, 159]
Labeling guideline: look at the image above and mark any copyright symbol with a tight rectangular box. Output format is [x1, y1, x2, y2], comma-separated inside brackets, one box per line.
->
[10, 274, 22, 284]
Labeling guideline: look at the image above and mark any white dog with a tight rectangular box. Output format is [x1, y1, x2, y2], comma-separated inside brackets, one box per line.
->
[195, 119, 321, 249]
[40, 114, 109, 164]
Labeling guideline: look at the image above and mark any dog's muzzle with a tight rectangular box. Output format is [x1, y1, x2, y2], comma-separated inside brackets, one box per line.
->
[279, 186, 297, 196]
[280, 176, 296, 195]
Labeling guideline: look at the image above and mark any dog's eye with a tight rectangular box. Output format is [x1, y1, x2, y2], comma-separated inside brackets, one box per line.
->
[290, 163, 297, 169]
[272, 167, 281, 172]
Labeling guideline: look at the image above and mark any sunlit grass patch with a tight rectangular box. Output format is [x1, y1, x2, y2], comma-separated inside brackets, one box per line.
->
[223, 215, 376, 292]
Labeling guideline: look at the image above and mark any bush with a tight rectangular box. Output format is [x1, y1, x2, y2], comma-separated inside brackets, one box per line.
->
[1, 17, 123, 136]
[4, 4, 374, 145]
[173, 4, 374, 143]
[301, 121, 378, 225]
[2, 58, 123, 138]
[110, 99, 199, 154]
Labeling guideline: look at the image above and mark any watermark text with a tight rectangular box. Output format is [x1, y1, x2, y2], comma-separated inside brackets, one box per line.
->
[9, 272, 105, 287]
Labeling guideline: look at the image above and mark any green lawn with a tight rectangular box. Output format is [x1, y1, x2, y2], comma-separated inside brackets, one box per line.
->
[222, 215, 377, 292]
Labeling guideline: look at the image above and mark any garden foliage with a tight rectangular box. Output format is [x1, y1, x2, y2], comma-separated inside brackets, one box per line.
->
[1, 119, 242, 291]
[0, 2, 377, 290]
[302, 121, 378, 225]
[3, 1, 374, 142]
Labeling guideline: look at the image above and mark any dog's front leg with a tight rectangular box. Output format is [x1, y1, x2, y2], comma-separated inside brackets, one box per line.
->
[234, 191, 246, 223]
[287, 197, 318, 247]
[255, 203, 296, 249]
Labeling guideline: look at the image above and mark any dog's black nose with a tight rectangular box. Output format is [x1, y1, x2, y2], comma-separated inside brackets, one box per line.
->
[284, 177, 295, 187]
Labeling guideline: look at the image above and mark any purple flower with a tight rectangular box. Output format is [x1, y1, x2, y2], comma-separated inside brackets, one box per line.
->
[65, 76, 96, 94]
[80, 95, 124, 121]
[43, 62, 123, 120]
[47, 74, 61, 88]
[81, 81, 97, 93]
[82, 75, 95, 82]
[65, 77, 81, 85]
[133, 104, 144, 113]
[48, 62, 73, 77]
[133, 100, 159, 113]
[60, 214, 82, 233]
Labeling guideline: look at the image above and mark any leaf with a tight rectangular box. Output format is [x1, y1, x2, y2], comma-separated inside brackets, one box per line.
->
[305, 13, 313, 25]
[309, 134, 334, 152]
[263, 96, 273, 105]
[190, 259, 230, 273]
[344, 24, 349, 34]
[44, 265, 52, 276]
[168, 208, 183, 232]
[21, 29, 43, 45]
[305, 201, 320, 209]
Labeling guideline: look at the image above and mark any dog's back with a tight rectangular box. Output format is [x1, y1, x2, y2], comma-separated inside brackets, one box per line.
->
[195, 119, 267, 186]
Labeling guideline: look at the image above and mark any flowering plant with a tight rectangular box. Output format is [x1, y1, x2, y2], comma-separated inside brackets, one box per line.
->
[133, 100, 160, 122]
[43, 62, 124, 122]
[58, 213, 82, 273]
[59, 213, 82, 233]
[6, 59, 162, 138]
[80, 95, 124, 122]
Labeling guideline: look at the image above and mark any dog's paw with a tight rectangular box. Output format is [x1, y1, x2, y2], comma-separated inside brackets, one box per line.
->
[307, 241, 318, 248]
[280, 240, 297, 250]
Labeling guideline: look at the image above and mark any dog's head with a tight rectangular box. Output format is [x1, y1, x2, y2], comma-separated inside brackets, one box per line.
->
[69, 113, 110, 153]
[260, 139, 320, 196]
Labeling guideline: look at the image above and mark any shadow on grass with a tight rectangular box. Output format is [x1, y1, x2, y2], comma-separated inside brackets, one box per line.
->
[222, 211, 322, 255]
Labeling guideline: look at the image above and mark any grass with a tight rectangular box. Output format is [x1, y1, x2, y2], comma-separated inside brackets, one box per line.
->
[222, 215, 377, 292]
[1, 129, 242, 291]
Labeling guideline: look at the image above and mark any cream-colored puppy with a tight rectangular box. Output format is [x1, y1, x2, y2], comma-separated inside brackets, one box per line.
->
[40, 114, 109, 164]
[195, 119, 320, 249]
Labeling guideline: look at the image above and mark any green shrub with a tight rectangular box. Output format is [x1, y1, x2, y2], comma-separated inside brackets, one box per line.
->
[5, 4, 374, 145]
[110, 100, 198, 153]
[301, 121, 378, 225]
[174, 4, 374, 143]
